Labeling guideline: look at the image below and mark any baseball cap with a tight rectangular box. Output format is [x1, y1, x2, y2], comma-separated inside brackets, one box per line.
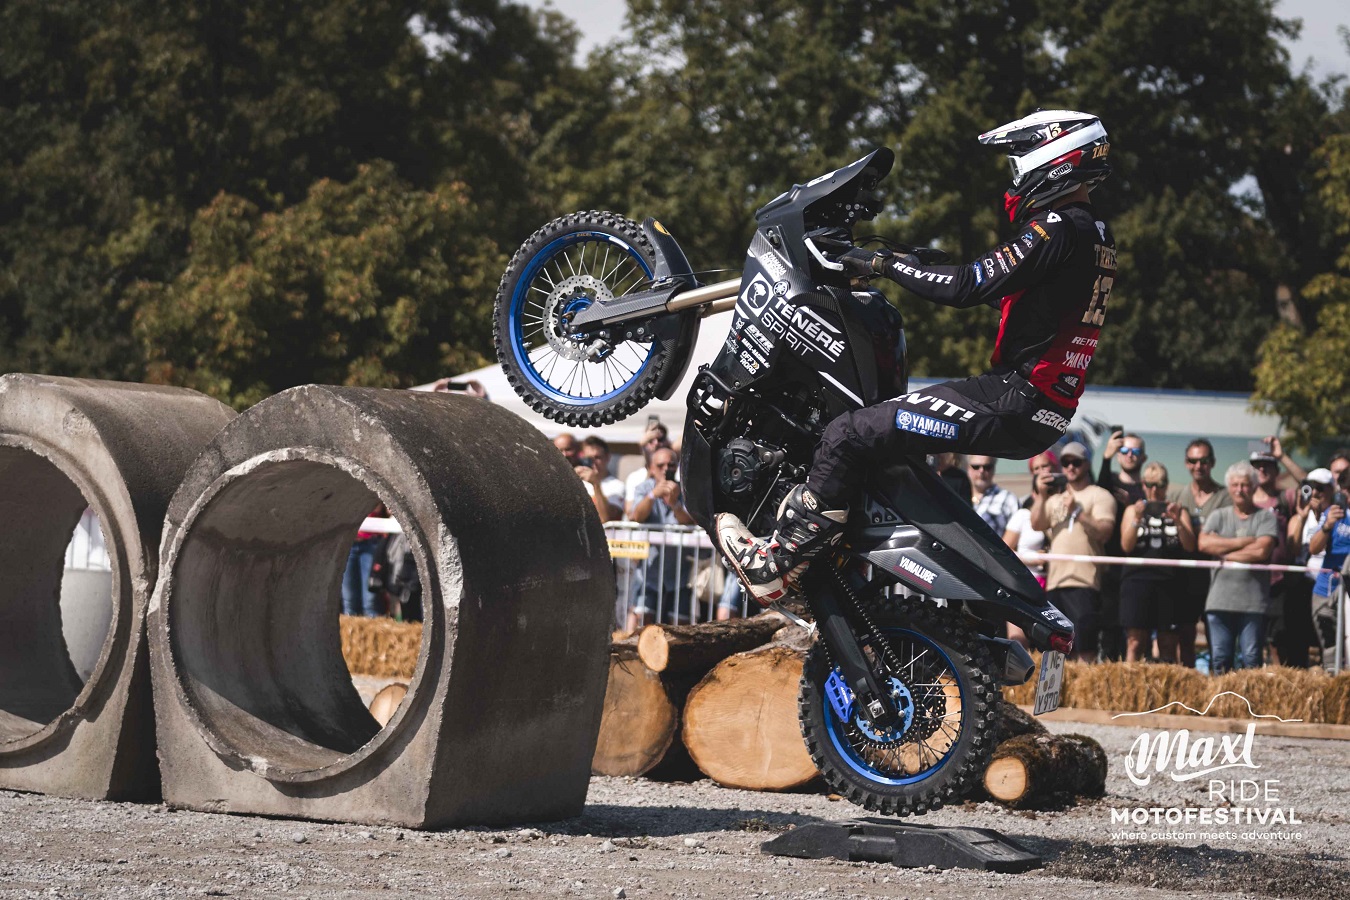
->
[1059, 441, 1089, 462]
[1303, 467, 1334, 487]
[1249, 450, 1278, 465]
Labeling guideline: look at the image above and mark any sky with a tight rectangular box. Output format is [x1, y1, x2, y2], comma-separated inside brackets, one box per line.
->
[525, 0, 1350, 81]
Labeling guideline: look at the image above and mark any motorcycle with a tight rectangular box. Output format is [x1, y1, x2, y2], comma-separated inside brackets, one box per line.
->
[492, 147, 1075, 815]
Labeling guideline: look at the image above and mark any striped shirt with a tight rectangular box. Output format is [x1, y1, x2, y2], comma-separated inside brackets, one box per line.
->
[974, 484, 1020, 535]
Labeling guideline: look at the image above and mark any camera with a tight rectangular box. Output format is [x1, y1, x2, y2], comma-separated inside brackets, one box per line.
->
[1335, 491, 1348, 511]
[1299, 483, 1315, 505]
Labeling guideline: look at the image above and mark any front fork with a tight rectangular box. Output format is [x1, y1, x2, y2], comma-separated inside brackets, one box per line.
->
[799, 565, 902, 728]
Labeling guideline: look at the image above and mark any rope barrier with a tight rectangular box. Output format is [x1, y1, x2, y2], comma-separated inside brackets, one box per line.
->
[1021, 551, 1339, 575]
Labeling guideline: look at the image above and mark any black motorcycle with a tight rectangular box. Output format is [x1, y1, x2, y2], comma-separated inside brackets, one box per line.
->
[493, 148, 1074, 815]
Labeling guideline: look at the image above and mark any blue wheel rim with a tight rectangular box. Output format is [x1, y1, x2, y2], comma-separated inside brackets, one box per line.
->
[823, 627, 966, 786]
[508, 231, 657, 407]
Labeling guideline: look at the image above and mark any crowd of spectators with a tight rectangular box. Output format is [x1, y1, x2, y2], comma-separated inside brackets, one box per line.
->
[341, 376, 1349, 672]
[984, 436, 1350, 673]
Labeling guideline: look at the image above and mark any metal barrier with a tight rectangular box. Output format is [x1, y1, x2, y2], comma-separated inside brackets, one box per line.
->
[602, 522, 754, 629]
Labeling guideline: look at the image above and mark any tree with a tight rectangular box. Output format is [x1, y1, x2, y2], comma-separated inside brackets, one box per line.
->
[1, 0, 573, 386]
[132, 162, 504, 408]
[1252, 130, 1350, 447]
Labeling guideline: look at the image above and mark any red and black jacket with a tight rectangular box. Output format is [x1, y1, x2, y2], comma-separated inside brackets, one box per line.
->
[877, 202, 1116, 408]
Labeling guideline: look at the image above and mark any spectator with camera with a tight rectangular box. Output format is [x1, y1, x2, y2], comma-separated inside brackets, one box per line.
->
[1199, 462, 1279, 673]
[626, 447, 696, 631]
[1119, 462, 1196, 662]
[1308, 467, 1350, 671]
[575, 435, 625, 523]
[1096, 429, 1149, 660]
[625, 420, 672, 512]
[1283, 468, 1337, 667]
[1030, 441, 1116, 663]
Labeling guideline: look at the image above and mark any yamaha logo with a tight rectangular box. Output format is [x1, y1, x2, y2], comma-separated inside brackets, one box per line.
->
[1048, 162, 1074, 180]
[897, 411, 913, 428]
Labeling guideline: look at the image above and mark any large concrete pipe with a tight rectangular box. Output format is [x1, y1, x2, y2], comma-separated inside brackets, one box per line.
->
[0, 374, 235, 799]
[149, 386, 614, 828]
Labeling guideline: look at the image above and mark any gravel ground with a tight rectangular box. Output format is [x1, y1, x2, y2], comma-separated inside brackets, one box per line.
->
[1, 719, 1345, 899]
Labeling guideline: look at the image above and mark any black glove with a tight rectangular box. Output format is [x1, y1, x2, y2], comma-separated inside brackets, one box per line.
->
[838, 248, 891, 279]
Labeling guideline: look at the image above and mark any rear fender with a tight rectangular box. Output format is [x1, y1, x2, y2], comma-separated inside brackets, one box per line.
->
[642, 218, 703, 400]
[850, 459, 1074, 651]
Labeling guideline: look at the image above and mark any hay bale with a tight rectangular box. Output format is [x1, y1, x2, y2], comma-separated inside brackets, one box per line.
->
[340, 615, 423, 677]
[1069, 662, 1208, 715]
[1324, 673, 1350, 725]
[1006, 660, 1350, 725]
[1207, 668, 1330, 722]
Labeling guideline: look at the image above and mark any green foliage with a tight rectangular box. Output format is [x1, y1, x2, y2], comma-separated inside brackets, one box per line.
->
[132, 162, 503, 408]
[1, 0, 567, 395]
[2, 0, 1348, 402]
[1253, 132, 1350, 446]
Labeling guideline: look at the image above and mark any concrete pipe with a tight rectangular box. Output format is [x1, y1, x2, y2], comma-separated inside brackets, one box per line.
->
[149, 386, 614, 828]
[0, 374, 235, 799]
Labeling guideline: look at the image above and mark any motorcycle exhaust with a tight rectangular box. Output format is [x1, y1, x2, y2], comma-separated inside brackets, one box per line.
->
[666, 277, 741, 315]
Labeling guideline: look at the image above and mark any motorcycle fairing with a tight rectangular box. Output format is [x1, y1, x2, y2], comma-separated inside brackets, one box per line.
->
[852, 459, 1074, 650]
[755, 148, 895, 271]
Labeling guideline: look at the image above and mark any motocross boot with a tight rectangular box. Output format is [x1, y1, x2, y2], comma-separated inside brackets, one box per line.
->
[716, 484, 848, 605]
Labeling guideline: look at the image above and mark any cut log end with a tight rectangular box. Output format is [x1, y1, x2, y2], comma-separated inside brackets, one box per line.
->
[636, 616, 786, 675]
[367, 682, 408, 728]
[681, 644, 818, 791]
[982, 732, 1106, 808]
[591, 653, 678, 777]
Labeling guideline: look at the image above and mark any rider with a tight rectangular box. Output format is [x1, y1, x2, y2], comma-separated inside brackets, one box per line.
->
[719, 110, 1116, 605]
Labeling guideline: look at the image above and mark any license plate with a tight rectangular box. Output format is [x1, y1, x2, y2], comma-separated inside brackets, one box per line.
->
[1033, 650, 1065, 715]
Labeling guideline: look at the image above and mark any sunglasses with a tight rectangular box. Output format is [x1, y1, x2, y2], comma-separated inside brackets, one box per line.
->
[1185, 456, 1214, 465]
[1143, 481, 1167, 489]
[1119, 447, 1142, 457]
[969, 463, 995, 471]
[1062, 457, 1085, 467]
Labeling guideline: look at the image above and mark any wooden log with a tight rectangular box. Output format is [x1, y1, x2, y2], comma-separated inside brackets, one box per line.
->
[591, 647, 680, 777]
[995, 699, 1048, 742]
[368, 682, 408, 727]
[681, 644, 818, 791]
[637, 615, 785, 675]
[982, 732, 1107, 809]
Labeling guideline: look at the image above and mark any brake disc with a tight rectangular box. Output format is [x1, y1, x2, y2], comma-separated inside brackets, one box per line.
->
[545, 274, 613, 362]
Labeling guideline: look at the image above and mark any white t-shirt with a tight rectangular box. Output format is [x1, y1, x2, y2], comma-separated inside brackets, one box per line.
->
[1301, 511, 1325, 579]
[585, 476, 626, 514]
[1006, 506, 1047, 574]
[624, 467, 650, 505]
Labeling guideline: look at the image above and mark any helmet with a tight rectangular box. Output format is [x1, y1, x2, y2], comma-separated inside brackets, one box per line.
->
[979, 110, 1111, 224]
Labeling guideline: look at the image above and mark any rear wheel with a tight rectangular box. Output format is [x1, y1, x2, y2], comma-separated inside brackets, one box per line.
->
[798, 598, 998, 816]
[493, 211, 673, 428]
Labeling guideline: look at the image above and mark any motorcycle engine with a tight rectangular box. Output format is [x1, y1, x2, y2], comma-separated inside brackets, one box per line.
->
[717, 438, 786, 498]
[718, 439, 762, 497]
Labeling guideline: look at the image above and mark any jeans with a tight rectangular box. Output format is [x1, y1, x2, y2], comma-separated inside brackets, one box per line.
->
[342, 537, 381, 617]
[1206, 611, 1266, 673]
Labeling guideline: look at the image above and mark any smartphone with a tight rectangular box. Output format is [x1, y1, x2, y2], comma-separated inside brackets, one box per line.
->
[1247, 439, 1269, 454]
[1110, 425, 1123, 436]
[1335, 491, 1348, 510]
[443, 381, 470, 391]
[647, 414, 661, 428]
[1046, 473, 1068, 494]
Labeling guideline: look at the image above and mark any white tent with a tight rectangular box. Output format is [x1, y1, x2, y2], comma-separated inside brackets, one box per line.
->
[430, 310, 737, 445]
[438, 310, 1282, 459]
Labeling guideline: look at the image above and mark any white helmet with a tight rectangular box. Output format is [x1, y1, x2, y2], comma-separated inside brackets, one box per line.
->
[978, 110, 1111, 224]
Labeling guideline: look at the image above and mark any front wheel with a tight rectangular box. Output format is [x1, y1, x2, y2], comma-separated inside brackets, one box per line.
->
[798, 598, 998, 816]
[493, 211, 675, 428]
